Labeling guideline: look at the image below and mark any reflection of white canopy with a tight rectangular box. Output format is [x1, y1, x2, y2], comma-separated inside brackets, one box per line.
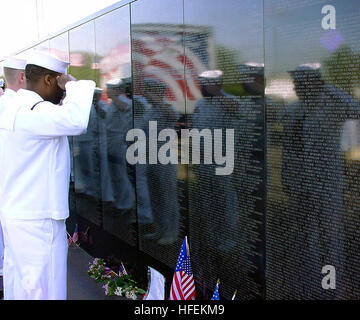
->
[49, 48, 68, 62]
[265, 77, 297, 101]
[49, 48, 83, 67]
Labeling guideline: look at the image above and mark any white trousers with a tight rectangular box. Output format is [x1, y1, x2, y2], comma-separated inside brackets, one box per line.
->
[0, 221, 3, 276]
[1, 218, 68, 300]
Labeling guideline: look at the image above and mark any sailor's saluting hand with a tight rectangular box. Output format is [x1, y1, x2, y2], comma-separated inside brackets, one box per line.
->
[56, 74, 77, 90]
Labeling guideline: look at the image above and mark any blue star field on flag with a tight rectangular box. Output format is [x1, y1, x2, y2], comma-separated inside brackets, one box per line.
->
[175, 239, 193, 274]
[211, 281, 220, 300]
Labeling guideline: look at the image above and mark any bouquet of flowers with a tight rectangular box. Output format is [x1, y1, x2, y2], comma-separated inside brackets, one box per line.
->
[88, 258, 146, 299]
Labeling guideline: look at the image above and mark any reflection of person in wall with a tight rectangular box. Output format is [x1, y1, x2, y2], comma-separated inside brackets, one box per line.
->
[191, 70, 239, 254]
[235, 63, 266, 289]
[92, 88, 114, 202]
[236, 63, 266, 180]
[105, 79, 135, 210]
[281, 64, 360, 299]
[122, 77, 153, 225]
[140, 78, 180, 245]
[72, 88, 103, 199]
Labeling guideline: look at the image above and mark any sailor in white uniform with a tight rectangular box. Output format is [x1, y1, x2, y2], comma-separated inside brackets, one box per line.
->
[0, 56, 27, 281]
[0, 50, 95, 300]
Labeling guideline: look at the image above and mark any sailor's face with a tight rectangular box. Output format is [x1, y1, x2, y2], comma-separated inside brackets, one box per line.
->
[201, 83, 222, 97]
[144, 87, 164, 104]
[50, 75, 65, 104]
[107, 87, 123, 100]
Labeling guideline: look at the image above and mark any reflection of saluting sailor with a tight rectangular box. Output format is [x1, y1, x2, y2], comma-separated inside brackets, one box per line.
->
[105, 79, 135, 209]
[140, 78, 180, 245]
[72, 88, 103, 198]
[191, 70, 239, 253]
[92, 88, 114, 202]
[123, 77, 153, 224]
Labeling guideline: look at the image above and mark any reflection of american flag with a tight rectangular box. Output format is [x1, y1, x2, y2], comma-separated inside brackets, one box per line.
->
[99, 43, 131, 86]
[169, 236, 196, 300]
[67, 224, 79, 247]
[72, 224, 79, 243]
[69, 53, 85, 67]
[132, 26, 207, 113]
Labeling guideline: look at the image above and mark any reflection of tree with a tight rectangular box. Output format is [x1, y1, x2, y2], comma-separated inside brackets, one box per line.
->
[69, 51, 101, 86]
[215, 45, 245, 96]
[323, 45, 360, 97]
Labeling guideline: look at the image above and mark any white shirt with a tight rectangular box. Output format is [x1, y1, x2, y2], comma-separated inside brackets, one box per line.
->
[0, 80, 95, 220]
[0, 88, 16, 112]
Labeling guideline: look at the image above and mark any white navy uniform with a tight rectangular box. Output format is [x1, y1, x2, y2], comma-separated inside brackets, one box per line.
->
[0, 79, 95, 299]
[0, 89, 17, 277]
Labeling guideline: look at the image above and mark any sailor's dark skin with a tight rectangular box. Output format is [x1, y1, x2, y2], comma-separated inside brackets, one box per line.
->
[26, 72, 76, 105]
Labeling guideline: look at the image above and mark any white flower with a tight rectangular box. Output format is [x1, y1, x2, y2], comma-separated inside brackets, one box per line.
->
[114, 287, 123, 296]
[125, 290, 137, 300]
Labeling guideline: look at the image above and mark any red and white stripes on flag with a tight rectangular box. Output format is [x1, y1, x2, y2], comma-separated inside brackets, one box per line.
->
[169, 236, 196, 300]
[131, 25, 207, 114]
[170, 269, 196, 300]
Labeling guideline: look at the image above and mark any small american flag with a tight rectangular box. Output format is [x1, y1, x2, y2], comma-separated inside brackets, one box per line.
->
[119, 262, 128, 277]
[169, 236, 196, 300]
[211, 280, 220, 300]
